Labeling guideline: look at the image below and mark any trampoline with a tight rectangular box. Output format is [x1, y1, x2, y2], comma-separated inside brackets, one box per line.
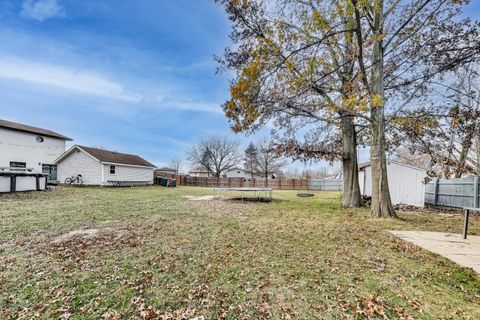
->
[213, 187, 273, 202]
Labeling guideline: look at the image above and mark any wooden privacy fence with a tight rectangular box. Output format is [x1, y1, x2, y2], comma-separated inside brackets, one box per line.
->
[425, 176, 480, 209]
[154, 172, 343, 191]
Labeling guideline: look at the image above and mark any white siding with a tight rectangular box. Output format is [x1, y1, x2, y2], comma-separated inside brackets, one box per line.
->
[0, 128, 66, 173]
[57, 150, 103, 185]
[103, 164, 153, 185]
[358, 170, 365, 195]
[360, 161, 426, 207]
[0, 176, 46, 192]
[224, 168, 263, 179]
[0, 176, 9, 192]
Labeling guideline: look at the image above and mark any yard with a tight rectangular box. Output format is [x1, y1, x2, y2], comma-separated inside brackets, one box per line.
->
[1, 187, 479, 319]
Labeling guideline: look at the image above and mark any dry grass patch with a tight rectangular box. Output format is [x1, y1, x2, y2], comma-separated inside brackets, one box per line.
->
[1, 187, 480, 319]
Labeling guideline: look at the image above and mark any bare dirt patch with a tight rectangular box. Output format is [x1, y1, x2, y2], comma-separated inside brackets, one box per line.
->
[183, 195, 217, 201]
[45, 227, 144, 265]
[50, 228, 119, 244]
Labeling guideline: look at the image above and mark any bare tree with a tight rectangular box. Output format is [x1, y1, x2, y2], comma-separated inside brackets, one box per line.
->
[216, 0, 365, 207]
[187, 137, 242, 178]
[169, 158, 182, 174]
[351, 0, 479, 218]
[255, 140, 287, 183]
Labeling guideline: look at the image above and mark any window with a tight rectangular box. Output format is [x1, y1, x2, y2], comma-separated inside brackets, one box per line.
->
[10, 161, 26, 168]
[110, 165, 116, 174]
[36, 136, 44, 143]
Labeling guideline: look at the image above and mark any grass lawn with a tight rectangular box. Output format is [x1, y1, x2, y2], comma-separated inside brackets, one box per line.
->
[1, 186, 479, 319]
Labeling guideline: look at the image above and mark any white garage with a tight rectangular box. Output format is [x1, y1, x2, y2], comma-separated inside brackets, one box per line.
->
[359, 160, 426, 207]
[56, 145, 156, 186]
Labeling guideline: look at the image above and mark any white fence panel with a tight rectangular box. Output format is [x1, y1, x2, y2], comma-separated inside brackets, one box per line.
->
[425, 177, 479, 209]
[308, 179, 343, 191]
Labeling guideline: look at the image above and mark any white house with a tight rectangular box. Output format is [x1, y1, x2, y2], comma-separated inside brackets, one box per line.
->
[155, 167, 177, 175]
[223, 167, 264, 179]
[189, 167, 265, 179]
[0, 119, 72, 182]
[358, 160, 426, 207]
[56, 145, 156, 186]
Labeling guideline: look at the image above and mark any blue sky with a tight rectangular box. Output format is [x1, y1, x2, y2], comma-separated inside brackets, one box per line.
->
[0, 0, 479, 169]
[0, 0, 262, 168]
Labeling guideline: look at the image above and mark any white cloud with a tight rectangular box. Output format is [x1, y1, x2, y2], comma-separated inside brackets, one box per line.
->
[0, 56, 134, 100]
[0, 55, 223, 114]
[20, 0, 65, 22]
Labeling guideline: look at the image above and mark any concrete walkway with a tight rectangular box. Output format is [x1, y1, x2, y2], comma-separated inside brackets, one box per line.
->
[390, 231, 480, 273]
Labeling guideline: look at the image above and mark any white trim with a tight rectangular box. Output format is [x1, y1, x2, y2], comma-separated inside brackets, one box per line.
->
[101, 163, 105, 185]
[55, 145, 101, 164]
[358, 159, 427, 173]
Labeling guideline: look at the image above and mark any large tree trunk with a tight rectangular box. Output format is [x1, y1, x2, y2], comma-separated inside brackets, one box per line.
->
[370, 0, 396, 218]
[340, 112, 362, 207]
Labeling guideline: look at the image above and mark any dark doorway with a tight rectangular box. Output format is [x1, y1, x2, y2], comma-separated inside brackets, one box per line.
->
[42, 164, 57, 182]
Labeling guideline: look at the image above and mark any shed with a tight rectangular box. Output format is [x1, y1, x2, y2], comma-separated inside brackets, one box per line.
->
[358, 160, 426, 207]
[55, 145, 156, 186]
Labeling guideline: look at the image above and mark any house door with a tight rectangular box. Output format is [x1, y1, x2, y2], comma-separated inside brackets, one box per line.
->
[42, 164, 57, 181]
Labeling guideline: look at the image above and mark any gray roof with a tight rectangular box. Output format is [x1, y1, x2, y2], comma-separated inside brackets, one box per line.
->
[57, 145, 156, 168]
[0, 119, 72, 141]
[155, 167, 176, 172]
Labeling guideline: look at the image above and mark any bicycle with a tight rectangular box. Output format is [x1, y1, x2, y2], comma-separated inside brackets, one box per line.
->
[64, 174, 83, 185]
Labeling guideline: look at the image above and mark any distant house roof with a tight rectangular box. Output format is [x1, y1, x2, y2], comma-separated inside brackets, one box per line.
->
[189, 170, 209, 173]
[155, 167, 176, 172]
[56, 145, 156, 168]
[0, 119, 72, 141]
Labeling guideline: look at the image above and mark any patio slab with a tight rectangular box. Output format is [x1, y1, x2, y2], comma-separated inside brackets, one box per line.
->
[390, 231, 480, 273]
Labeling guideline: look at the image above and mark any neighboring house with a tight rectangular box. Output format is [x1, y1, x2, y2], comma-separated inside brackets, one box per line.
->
[189, 170, 211, 177]
[188, 167, 268, 179]
[56, 145, 156, 186]
[0, 119, 72, 182]
[358, 160, 426, 207]
[223, 167, 264, 179]
[155, 167, 177, 175]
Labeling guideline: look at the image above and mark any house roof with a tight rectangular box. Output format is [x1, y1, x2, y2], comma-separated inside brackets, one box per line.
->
[56, 145, 156, 168]
[358, 160, 426, 172]
[0, 119, 72, 141]
[155, 167, 176, 172]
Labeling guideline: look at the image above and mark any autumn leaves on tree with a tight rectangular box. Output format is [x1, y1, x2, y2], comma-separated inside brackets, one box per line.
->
[216, 0, 480, 218]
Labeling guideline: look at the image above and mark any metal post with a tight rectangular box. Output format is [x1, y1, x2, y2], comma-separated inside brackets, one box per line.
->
[463, 209, 470, 239]
[474, 176, 479, 208]
[10, 175, 16, 192]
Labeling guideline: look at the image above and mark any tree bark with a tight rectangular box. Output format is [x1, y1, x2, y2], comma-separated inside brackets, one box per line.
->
[370, 0, 397, 218]
[340, 112, 362, 207]
[455, 145, 469, 178]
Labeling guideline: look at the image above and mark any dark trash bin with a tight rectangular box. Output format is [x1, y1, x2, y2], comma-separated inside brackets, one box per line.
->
[160, 177, 168, 187]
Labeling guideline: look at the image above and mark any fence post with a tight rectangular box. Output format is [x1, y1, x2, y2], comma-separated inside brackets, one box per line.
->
[433, 178, 439, 206]
[322, 178, 325, 191]
[474, 176, 479, 208]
